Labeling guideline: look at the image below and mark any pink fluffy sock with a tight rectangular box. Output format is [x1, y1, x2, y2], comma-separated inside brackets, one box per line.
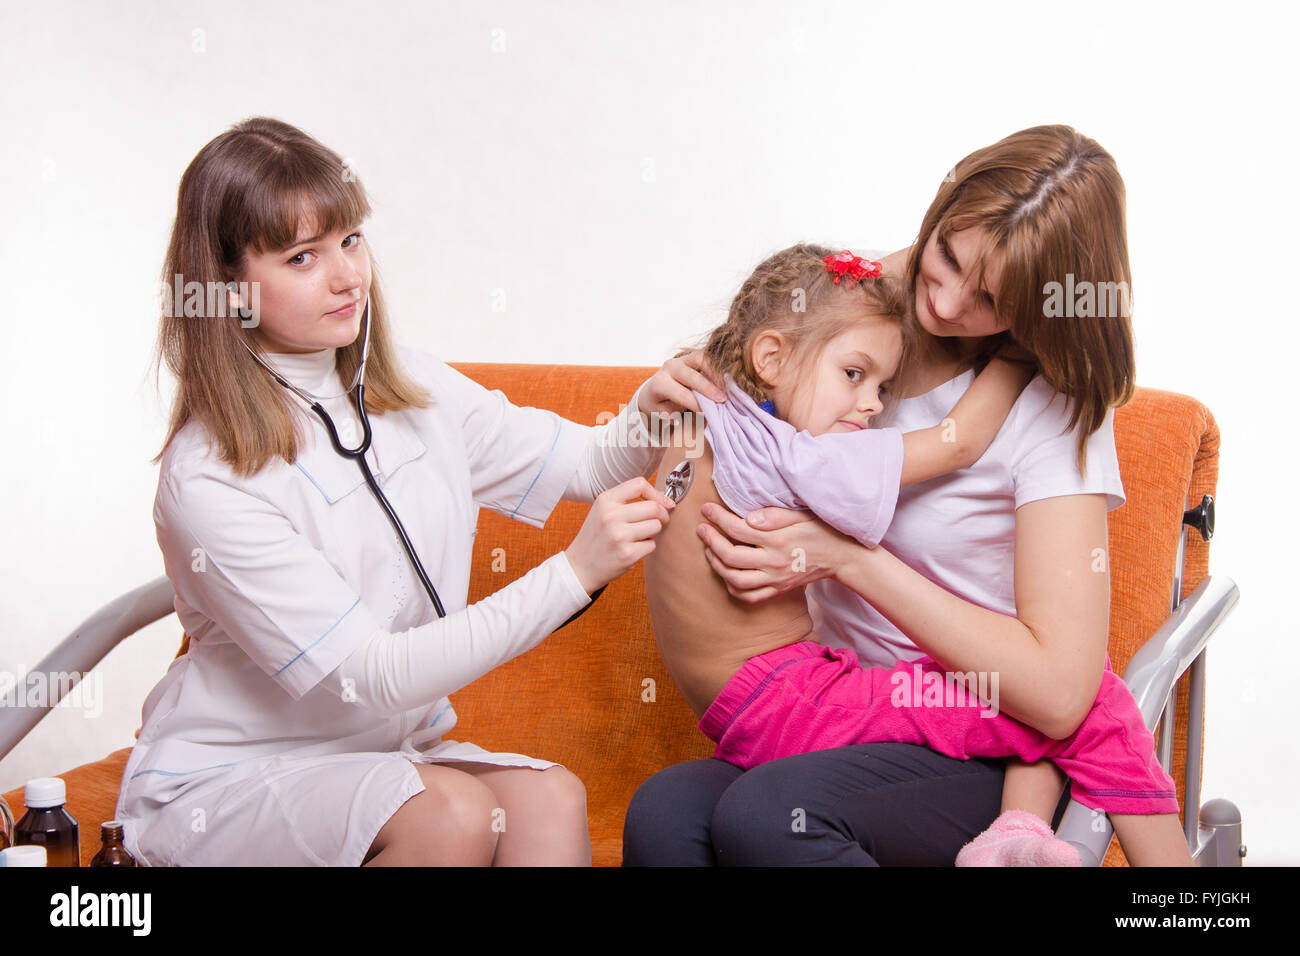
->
[955, 809, 1083, 867]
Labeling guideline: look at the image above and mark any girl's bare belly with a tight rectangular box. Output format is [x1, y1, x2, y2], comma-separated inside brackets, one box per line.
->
[645, 412, 818, 718]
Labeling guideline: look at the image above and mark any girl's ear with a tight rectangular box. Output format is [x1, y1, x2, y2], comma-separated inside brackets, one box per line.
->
[751, 331, 787, 388]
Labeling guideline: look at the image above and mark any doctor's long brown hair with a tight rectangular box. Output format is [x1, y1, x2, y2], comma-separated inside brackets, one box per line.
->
[151, 117, 432, 478]
[907, 124, 1136, 477]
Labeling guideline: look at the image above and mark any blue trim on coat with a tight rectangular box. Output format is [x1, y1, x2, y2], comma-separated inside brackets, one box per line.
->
[509, 422, 562, 521]
[273, 598, 363, 677]
[130, 763, 235, 780]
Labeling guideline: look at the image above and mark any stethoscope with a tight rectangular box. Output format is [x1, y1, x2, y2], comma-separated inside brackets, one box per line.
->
[240, 298, 603, 627]
[241, 298, 448, 618]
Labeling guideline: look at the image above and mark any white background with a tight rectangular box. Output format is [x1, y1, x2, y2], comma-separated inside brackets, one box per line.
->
[1, 0, 1295, 863]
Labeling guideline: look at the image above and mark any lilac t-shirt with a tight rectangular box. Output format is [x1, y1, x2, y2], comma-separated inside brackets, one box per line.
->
[695, 377, 904, 549]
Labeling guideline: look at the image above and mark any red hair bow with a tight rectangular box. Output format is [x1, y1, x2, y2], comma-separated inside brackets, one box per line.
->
[824, 251, 883, 284]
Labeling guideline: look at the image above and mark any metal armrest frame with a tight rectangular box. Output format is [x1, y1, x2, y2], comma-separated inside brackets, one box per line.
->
[1055, 573, 1241, 865]
[0, 576, 176, 763]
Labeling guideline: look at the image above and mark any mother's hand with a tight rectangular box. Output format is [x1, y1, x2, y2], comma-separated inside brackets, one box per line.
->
[696, 503, 863, 603]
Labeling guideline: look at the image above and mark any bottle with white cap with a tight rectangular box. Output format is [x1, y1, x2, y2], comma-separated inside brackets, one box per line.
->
[0, 844, 48, 866]
[13, 777, 79, 867]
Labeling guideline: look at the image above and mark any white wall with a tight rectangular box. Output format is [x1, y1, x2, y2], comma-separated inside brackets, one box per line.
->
[1, 0, 1295, 863]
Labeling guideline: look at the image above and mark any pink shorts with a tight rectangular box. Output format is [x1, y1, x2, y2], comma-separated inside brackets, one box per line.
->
[699, 641, 1179, 816]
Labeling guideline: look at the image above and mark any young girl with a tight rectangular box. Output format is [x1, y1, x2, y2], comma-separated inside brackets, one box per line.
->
[642, 242, 1192, 866]
[114, 116, 709, 867]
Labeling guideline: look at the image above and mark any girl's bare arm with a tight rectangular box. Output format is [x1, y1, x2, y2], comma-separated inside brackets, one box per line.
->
[899, 356, 1035, 486]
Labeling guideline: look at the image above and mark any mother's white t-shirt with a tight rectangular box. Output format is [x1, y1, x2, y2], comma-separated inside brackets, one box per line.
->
[807, 367, 1126, 669]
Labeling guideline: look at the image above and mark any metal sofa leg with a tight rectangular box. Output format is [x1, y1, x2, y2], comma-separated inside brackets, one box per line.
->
[1194, 799, 1246, 867]
[1056, 798, 1113, 867]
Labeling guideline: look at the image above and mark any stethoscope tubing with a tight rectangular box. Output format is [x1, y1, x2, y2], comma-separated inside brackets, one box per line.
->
[309, 381, 448, 618]
[241, 301, 449, 619]
[240, 303, 604, 631]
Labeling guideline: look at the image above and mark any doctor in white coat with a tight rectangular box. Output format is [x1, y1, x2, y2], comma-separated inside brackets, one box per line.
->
[115, 117, 721, 867]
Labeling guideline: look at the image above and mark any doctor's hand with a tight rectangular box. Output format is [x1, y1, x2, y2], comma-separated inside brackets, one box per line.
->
[637, 350, 725, 418]
[696, 503, 860, 604]
[564, 477, 675, 597]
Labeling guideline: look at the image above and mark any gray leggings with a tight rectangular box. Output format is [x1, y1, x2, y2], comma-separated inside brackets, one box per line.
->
[622, 742, 1008, 866]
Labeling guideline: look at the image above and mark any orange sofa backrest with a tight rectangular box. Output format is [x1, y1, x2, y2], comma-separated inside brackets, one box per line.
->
[445, 366, 1220, 867]
[143, 366, 1219, 866]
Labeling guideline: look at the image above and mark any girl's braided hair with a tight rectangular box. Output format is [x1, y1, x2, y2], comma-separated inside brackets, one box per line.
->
[693, 243, 915, 420]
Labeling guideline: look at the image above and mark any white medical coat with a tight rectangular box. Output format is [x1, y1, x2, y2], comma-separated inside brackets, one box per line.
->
[117, 344, 635, 831]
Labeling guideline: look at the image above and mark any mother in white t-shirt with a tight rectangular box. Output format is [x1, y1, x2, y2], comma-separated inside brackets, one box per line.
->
[622, 124, 1135, 866]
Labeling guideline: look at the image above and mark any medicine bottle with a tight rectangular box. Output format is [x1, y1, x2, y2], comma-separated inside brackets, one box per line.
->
[13, 777, 79, 867]
[0, 845, 48, 866]
[89, 821, 138, 867]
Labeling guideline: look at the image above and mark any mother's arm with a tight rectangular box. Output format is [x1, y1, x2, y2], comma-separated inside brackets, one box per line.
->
[697, 492, 1110, 740]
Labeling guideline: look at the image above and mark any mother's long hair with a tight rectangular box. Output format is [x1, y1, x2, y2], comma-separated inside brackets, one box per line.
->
[908, 125, 1136, 476]
[151, 117, 432, 478]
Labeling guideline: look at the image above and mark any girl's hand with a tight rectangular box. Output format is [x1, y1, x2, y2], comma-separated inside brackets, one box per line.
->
[564, 477, 675, 596]
[638, 350, 725, 418]
[695, 503, 860, 603]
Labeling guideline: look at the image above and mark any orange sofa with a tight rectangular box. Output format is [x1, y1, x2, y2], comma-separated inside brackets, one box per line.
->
[2, 363, 1219, 867]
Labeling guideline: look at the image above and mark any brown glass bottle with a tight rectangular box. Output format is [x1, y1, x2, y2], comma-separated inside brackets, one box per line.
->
[89, 821, 137, 867]
[14, 777, 79, 867]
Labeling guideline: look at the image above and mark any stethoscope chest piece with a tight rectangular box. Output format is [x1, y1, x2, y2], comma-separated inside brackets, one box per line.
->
[665, 460, 693, 504]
